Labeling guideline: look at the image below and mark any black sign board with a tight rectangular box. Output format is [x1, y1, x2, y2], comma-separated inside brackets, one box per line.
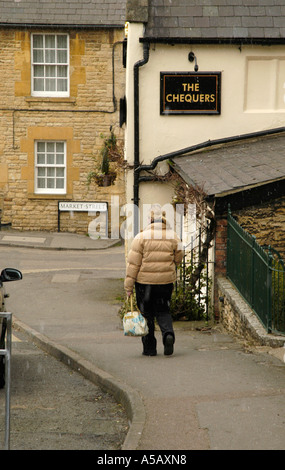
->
[160, 72, 221, 115]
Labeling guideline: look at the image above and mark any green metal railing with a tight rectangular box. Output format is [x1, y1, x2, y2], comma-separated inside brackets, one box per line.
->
[227, 207, 285, 335]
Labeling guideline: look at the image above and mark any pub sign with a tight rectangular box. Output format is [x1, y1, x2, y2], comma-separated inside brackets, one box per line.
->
[160, 72, 221, 115]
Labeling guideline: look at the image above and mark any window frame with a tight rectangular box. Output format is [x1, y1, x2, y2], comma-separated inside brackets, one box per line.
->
[34, 140, 67, 195]
[31, 33, 70, 98]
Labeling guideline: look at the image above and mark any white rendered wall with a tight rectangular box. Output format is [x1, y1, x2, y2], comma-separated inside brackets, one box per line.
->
[124, 23, 285, 240]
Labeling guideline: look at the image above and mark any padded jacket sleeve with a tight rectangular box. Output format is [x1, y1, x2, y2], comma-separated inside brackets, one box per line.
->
[124, 236, 144, 292]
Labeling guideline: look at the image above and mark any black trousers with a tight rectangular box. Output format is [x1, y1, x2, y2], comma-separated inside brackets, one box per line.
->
[135, 282, 174, 354]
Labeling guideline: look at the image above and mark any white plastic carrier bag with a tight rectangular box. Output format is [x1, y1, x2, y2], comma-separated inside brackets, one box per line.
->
[123, 295, 149, 337]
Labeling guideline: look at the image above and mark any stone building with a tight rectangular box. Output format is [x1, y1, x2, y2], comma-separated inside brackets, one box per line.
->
[0, 0, 127, 235]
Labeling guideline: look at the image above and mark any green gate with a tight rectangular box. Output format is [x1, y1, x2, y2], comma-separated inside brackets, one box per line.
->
[227, 207, 285, 335]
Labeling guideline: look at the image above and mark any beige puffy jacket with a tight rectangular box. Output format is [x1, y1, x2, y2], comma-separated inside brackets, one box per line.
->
[124, 221, 184, 292]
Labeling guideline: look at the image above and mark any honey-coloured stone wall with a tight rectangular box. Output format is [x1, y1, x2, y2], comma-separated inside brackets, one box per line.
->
[0, 28, 126, 235]
[235, 196, 285, 260]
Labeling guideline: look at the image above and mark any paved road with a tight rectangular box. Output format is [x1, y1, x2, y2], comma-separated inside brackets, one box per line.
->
[0, 328, 128, 450]
[0, 243, 129, 451]
[1, 234, 285, 451]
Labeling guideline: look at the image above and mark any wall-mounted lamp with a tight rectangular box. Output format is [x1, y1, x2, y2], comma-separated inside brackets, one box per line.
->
[188, 52, 199, 72]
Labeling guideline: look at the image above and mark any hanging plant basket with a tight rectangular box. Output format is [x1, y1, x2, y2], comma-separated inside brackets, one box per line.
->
[94, 171, 117, 187]
[87, 129, 125, 188]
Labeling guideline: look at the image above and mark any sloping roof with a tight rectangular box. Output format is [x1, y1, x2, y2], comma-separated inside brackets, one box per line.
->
[144, 0, 285, 41]
[0, 0, 126, 27]
[172, 133, 285, 197]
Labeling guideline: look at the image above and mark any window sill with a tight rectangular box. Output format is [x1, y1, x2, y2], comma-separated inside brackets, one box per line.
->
[26, 97, 76, 104]
[28, 193, 72, 200]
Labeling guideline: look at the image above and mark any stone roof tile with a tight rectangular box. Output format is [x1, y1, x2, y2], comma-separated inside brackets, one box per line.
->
[145, 0, 285, 40]
[172, 133, 285, 196]
[0, 0, 126, 27]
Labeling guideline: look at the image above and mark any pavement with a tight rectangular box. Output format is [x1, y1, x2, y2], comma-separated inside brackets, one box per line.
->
[1, 228, 285, 451]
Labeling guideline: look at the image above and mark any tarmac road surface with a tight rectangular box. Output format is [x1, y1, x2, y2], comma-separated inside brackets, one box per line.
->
[0, 327, 129, 451]
[1, 231, 285, 452]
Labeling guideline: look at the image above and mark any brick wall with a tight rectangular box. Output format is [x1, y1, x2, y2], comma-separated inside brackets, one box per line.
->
[0, 28, 126, 234]
[213, 216, 227, 318]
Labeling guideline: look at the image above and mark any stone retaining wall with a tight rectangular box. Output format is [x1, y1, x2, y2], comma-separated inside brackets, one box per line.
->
[235, 196, 285, 260]
[217, 276, 285, 348]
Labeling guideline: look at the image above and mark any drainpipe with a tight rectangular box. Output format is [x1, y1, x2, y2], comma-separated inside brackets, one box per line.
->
[133, 42, 150, 235]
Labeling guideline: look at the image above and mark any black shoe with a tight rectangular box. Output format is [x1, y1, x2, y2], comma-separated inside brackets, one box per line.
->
[142, 351, 157, 356]
[164, 335, 174, 356]
[142, 335, 157, 356]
